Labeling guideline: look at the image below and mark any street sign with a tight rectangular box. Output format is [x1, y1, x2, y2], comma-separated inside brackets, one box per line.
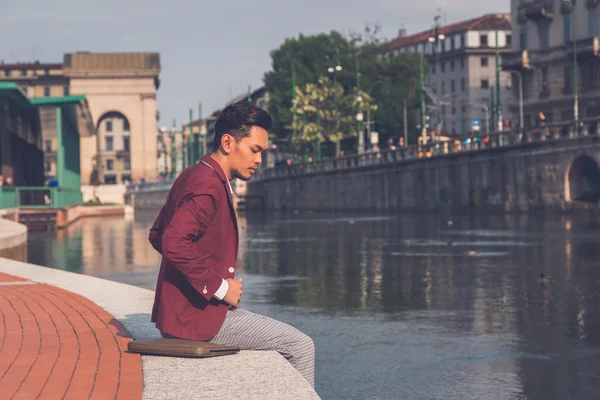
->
[472, 118, 480, 132]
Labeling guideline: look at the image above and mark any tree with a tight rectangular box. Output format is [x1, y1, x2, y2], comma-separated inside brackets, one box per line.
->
[290, 76, 377, 155]
[263, 27, 424, 153]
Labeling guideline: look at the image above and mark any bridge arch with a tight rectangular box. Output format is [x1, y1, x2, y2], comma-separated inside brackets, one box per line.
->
[565, 154, 600, 202]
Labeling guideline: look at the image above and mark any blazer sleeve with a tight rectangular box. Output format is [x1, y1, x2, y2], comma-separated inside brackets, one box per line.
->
[160, 186, 223, 301]
[148, 205, 166, 254]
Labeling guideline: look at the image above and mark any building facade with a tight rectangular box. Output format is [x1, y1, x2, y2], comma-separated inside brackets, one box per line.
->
[385, 14, 515, 135]
[0, 83, 44, 187]
[503, 0, 600, 127]
[0, 52, 161, 185]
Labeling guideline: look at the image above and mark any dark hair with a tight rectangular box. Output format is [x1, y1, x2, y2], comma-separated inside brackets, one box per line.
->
[212, 101, 272, 152]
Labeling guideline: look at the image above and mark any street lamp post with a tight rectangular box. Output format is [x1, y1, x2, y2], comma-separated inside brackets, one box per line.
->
[429, 12, 445, 135]
[356, 53, 364, 154]
[572, 0, 579, 128]
[328, 52, 342, 157]
[170, 122, 177, 178]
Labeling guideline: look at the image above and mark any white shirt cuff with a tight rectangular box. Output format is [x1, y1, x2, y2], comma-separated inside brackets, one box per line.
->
[213, 278, 229, 301]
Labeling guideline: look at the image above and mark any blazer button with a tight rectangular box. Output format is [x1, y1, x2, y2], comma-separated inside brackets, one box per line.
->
[228, 267, 235, 273]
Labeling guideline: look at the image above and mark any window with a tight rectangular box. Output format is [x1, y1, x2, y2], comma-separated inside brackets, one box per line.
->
[441, 62, 445, 73]
[451, 79, 455, 92]
[540, 67, 550, 96]
[124, 158, 131, 170]
[480, 34, 488, 47]
[106, 159, 114, 171]
[105, 136, 113, 151]
[44, 69, 50, 75]
[564, 15, 571, 43]
[462, 105, 466, 113]
[44, 86, 50, 97]
[121, 174, 131, 183]
[461, 78, 466, 91]
[20, 70, 27, 77]
[451, 60, 455, 71]
[506, 34, 512, 46]
[461, 57, 465, 69]
[123, 119, 130, 131]
[106, 120, 113, 132]
[63, 86, 69, 96]
[104, 174, 117, 184]
[460, 34, 465, 48]
[3, 69, 10, 77]
[481, 57, 489, 67]
[123, 136, 130, 151]
[44, 140, 52, 152]
[591, 9, 598, 37]
[481, 79, 490, 89]
[520, 29, 527, 51]
[539, 21, 550, 49]
[564, 65, 572, 90]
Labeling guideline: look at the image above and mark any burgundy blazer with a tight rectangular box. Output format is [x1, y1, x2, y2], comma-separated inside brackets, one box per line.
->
[149, 154, 238, 340]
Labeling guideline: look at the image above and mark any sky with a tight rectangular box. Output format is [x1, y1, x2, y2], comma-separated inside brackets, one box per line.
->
[1, 0, 508, 127]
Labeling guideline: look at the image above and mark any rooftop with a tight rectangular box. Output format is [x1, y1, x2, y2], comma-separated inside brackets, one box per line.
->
[388, 13, 511, 51]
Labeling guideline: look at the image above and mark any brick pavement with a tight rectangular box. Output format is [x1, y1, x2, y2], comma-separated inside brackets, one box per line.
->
[0, 272, 142, 399]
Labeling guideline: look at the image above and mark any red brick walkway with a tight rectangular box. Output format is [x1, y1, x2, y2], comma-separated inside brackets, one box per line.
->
[0, 272, 142, 399]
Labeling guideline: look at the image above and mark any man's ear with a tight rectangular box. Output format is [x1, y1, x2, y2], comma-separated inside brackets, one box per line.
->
[221, 133, 233, 154]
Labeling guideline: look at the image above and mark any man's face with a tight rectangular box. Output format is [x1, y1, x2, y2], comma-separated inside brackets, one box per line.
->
[229, 126, 269, 181]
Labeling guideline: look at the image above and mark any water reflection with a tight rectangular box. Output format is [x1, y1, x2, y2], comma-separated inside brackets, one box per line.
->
[26, 211, 600, 399]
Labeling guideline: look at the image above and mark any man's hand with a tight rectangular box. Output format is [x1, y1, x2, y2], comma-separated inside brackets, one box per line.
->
[223, 278, 243, 307]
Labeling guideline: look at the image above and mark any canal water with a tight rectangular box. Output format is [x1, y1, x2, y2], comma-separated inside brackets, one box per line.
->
[27, 210, 600, 400]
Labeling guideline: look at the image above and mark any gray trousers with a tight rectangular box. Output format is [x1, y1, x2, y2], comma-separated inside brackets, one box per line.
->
[160, 308, 315, 387]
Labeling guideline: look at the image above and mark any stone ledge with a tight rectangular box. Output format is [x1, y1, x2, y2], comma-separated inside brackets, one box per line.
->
[0, 218, 27, 251]
[0, 259, 320, 400]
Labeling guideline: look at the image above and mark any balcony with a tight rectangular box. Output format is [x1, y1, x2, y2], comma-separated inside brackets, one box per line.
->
[560, 0, 575, 14]
[116, 149, 130, 158]
[586, 0, 600, 9]
[566, 37, 600, 57]
[519, 0, 554, 21]
[502, 50, 532, 70]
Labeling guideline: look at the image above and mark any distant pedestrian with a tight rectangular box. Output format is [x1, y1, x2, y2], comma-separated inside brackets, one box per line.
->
[387, 138, 396, 150]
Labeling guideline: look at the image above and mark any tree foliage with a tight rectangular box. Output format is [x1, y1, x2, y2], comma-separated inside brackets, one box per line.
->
[263, 26, 424, 153]
[290, 76, 377, 152]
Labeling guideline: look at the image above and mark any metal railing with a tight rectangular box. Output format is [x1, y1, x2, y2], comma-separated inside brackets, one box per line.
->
[0, 187, 83, 209]
[251, 118, 600, 181]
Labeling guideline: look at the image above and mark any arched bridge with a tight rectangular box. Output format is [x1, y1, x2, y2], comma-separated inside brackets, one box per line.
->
[248, 118, 600, 212]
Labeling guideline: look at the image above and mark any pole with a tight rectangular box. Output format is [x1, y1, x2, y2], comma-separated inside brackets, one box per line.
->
[292, 64, 297, 138]
[188, 109, 194, 166]
[334, 51, 340, 157]
[512, 71, 524, 131]
[198, 102, 204, 159]
[495, 30, 502, 132]
[403, 99, 408, 146]
[181, 124, 186, 169]
[490, 87, 495, 133]
[356, 54, 363, 154]
[435, 22, 441, 134]
[573, 3, 579, 129]
[247, 85, 252, 102]
[171, 119, 177, 177]
[419, 52, 426, 141]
